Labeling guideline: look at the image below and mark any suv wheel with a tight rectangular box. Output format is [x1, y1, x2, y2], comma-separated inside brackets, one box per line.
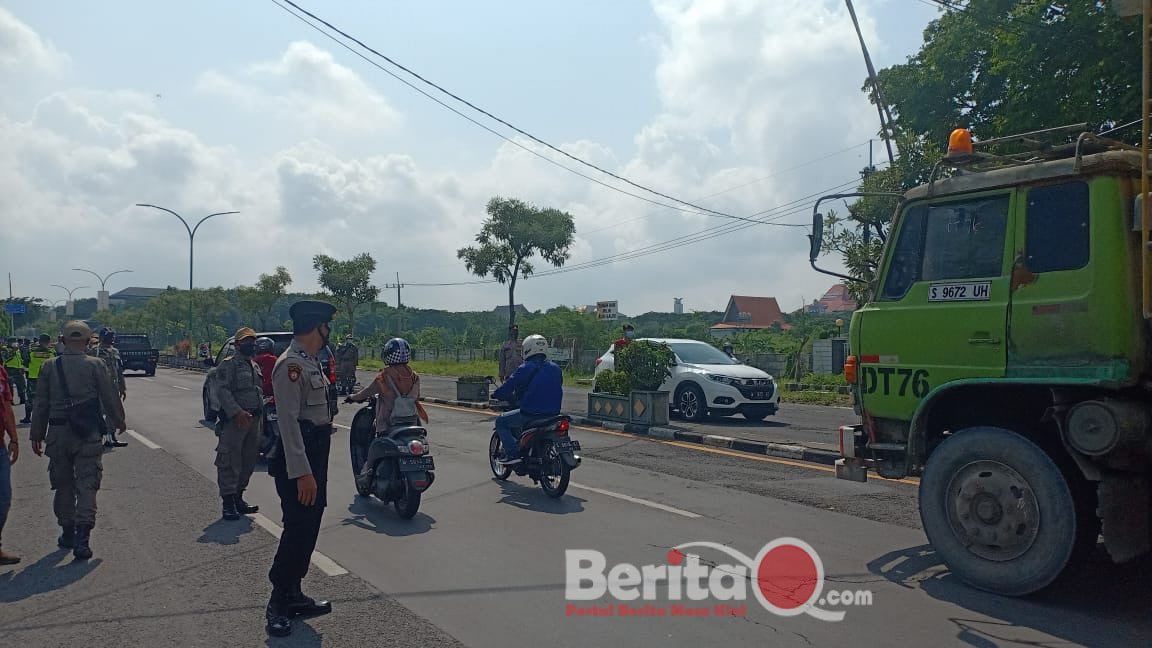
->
[676, 383, 708, 422]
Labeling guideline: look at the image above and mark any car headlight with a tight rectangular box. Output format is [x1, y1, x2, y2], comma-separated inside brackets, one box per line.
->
[707, 374, 739, 386]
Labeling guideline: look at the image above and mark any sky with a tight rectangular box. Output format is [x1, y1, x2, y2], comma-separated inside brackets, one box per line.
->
[0, 0, 941, 316]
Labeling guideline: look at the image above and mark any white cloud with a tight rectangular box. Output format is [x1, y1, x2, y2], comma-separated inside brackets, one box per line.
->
[0, 7, 69, 75]
[196, 41, 403, 135]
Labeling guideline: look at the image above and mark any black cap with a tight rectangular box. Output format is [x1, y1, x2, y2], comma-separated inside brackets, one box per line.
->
[623, 323, 634, 330]
[289, 299, 336, 334]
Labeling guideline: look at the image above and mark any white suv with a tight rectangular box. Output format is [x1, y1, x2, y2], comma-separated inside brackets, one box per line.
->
[594, 338, 779, 422]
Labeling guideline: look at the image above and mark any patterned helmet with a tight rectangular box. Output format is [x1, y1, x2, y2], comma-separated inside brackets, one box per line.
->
[254, 337, 275, 354]
[98, 327, 116, 341]
[382, 337, 411, 365]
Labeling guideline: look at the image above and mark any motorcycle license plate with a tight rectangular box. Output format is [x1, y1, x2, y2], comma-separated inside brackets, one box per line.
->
[399, 456, 434, 471]
[555, 439, 580, 451]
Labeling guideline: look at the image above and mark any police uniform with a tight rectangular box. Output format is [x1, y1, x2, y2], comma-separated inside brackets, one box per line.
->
[212, 327, 264, 520]
[30, 321, 126, 560]
[89, 333, 127, 447]
[265, 300, 336, 637]
[24, 337, 55, 424]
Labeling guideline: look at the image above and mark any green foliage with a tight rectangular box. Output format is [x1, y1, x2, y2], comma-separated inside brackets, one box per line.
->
[313, 253, 380, 336]
[781, 390, 851, 407]
[593, 369, 629, 396]
[457, 196, 576, 329]
[615, 340, 675, 392]
[728, 329, 801, 356]
[799, 372, 847, 388]
[237, 266, 292, 330]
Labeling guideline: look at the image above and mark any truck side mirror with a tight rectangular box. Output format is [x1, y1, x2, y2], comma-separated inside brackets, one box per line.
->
[808, 212, 825, 261]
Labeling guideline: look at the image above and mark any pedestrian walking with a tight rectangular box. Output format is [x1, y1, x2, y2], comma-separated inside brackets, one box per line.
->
[29, 321, 126, 561]
[265, 300, 336, 637]
[498, 324, 522, 383]
[210, 326, 263, 521]
[22, 334, 55, 424]
[3, 340, 29, 405]
[89, 328, 128, 447]
[0, 363, 20, 565]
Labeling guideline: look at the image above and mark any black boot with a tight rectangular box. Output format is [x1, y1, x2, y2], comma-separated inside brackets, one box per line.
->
[73, 525, 93, 560]
[235, 492, 259, 515]
[285, 583, 332, 619]
[110, 431, 127, 448]
[265, 594, 292, 637]
[221, 495, 240, 521]
[57, 525, 75, 549]
[103, 435, 114, 449]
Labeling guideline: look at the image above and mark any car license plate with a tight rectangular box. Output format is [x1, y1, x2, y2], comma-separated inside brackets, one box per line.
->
[750, 392, 771, 400]
[399, 456, 434, 471]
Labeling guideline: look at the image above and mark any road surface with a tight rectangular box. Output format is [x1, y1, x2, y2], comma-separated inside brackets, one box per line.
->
[2, 367, 1149, 646]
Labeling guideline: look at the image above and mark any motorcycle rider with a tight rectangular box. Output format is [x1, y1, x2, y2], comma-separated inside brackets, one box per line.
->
[253, 337, 278, 398]
[345, 338, 427, 438]
[492, 335, 563, 465]
[335, 335, 358, 394]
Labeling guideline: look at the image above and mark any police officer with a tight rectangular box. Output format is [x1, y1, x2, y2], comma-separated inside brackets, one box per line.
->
[89, 328, 128, 448]
[30, 321, 126, 560]
[265, 300, 336, 637]
[211, 327, 263, 521]
[2, 340, 28, 406]
[23, 334, 54, 424]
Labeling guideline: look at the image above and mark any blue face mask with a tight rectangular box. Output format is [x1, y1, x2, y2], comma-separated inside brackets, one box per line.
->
[625, 330, 635, 339]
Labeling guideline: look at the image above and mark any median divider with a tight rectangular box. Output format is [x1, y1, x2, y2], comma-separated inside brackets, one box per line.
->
[417, 395, 840, 467]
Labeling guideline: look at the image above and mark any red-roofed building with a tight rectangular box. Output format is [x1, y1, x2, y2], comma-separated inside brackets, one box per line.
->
[806, 284, 857, 314]
[710, 295, 789, 338]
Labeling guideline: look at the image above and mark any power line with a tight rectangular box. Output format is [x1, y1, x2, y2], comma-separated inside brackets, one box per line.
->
[272, 0, 774, 224]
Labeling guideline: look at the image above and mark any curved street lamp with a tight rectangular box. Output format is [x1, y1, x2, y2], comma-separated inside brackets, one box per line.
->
[73, 268, 133, 312]
[51, 284, 89, 318]
[135, 204, 239, 341]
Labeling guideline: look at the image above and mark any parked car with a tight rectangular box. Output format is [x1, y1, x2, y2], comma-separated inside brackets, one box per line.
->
[594, 338, 779, 422]
[201, 331, 293, 422]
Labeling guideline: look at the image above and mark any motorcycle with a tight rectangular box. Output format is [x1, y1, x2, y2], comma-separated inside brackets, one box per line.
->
[336, 372, 359, 396]
[347, 396, 435, 519]
[488, 410, 582, 498]
[260, 395, 280, 462]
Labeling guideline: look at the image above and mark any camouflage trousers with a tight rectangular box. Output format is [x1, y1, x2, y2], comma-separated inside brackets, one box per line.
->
[215, 413, 261, 497]
[46, 424, 104, 528]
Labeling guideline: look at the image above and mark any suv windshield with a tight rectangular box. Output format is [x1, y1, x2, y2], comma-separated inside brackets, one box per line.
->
[666, 342, 738, 365]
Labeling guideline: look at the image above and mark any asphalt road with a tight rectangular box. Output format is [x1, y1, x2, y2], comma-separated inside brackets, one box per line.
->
[372, 372, 850, 453]
[7, 366, 1141, 647]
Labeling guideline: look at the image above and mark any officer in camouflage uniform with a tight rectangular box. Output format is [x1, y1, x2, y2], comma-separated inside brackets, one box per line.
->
[89, 327, 128, 448]
[210, 327, 263, 521]
[265, 300, 337, 637]
[30, 321, 126, 560]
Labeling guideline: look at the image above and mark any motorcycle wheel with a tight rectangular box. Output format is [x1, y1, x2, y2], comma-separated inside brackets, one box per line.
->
[394, 480, 422, 519]
[539, 443, 571, 498]
[489, 431, 512, 481]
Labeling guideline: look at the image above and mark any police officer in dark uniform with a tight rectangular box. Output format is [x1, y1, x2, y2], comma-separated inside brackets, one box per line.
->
[265, 300, 338, 637]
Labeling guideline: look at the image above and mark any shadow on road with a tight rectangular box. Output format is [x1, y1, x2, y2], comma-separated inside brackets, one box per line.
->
[264, 621, 322, 647]
[0, 550, 101, 603]
[494, 479, 586, 515]
[867, 544, 1152, 646]
[197, 517, 255, 546]
[342, 495, 437, 537]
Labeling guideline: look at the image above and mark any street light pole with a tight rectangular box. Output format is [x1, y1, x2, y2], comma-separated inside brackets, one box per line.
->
[50, 284, 89, 317]
[72, 268, 133, 312]
[135, 204, 239, 342]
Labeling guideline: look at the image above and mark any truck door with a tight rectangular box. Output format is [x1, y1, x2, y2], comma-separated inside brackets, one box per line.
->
[858, 191, 1016, 420]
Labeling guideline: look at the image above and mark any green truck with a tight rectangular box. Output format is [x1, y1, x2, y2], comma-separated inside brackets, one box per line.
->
[811, 127, 1150, 596]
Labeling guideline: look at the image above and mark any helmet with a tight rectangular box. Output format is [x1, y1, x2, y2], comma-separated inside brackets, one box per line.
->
[255, 337, 275, 354]
[522, 334, 549, 359]
[99, 327, 115, 341]
[382, 337, 411, 365]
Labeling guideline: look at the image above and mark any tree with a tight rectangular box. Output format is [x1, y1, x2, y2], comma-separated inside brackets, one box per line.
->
[457, 197, 576, 330]
[238, 266, 293, 330]
[313, 253, 380, 336]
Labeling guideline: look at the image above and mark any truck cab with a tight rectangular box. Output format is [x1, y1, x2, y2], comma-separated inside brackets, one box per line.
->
[813, 130, 1150, 596]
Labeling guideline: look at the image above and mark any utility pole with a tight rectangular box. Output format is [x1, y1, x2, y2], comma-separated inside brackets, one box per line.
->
[844, 0, 896, 166]
[384, 272, 406, 334]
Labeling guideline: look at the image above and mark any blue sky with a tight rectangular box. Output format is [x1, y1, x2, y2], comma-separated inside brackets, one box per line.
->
[0, 0, 941, 315]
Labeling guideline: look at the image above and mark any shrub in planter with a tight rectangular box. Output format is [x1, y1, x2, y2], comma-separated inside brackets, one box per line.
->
[593, 369, 629, 396]
[615, 340, 675, 392]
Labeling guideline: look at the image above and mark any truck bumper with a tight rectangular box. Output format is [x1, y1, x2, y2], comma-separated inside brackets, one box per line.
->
[834, 424, 870, 482]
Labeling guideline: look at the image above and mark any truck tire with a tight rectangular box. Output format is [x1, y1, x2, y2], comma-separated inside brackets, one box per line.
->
[919, 426, 1083, 596]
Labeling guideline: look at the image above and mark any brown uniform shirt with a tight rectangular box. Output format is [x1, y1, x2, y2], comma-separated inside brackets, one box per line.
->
[30, 349, 126, 444]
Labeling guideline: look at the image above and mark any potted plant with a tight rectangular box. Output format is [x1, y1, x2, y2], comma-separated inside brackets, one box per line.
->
[588, 369, 631, 423]
[456, 374, 491, 402]
[616, 340, 674, 426]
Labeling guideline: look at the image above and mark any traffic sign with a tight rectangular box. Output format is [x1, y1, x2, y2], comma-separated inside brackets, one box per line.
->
[4, 303, 26, 315]
[596, 300, 618, 321]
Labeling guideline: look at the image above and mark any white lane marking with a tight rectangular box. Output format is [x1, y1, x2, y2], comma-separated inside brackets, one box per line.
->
[333, 423, 350, 430]
[171, 385, 192, 391]
[125, 429, 161, 450]
[251, 513, 349, 576]
[569, 482, 701, 519]
[138, 377, 154, 382]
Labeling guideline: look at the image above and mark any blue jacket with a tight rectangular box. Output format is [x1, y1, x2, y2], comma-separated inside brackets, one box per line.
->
[493, 356, 563, 416]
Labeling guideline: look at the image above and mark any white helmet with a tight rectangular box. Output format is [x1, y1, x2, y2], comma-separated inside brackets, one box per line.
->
[522, 334, 549, 358]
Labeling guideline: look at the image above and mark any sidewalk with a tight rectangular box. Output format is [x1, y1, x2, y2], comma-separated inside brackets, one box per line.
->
[0, 421, 464, 647]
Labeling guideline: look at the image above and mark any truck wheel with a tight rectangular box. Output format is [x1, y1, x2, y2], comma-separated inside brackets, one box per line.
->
[919, 426, 1083, 596]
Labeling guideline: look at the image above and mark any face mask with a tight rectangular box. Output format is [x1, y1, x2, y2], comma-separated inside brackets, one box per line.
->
[625, 331, 635, 339]
[237, 342, 256, 356]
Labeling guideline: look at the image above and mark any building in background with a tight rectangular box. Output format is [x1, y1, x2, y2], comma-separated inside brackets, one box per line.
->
[108, 287, 168, 310]
[709, 295, 789, 338]
[805, 284, 857, 314]
[673, 297, 684, 315]
[493, 304, 530, 320]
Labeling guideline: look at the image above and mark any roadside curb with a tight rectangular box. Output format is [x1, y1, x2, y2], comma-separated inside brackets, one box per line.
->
[417, 396, 843, 467]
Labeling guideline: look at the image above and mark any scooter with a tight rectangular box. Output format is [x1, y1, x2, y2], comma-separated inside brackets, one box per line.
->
[347, 396, 435, 519]
[489, 407, 581, 498]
